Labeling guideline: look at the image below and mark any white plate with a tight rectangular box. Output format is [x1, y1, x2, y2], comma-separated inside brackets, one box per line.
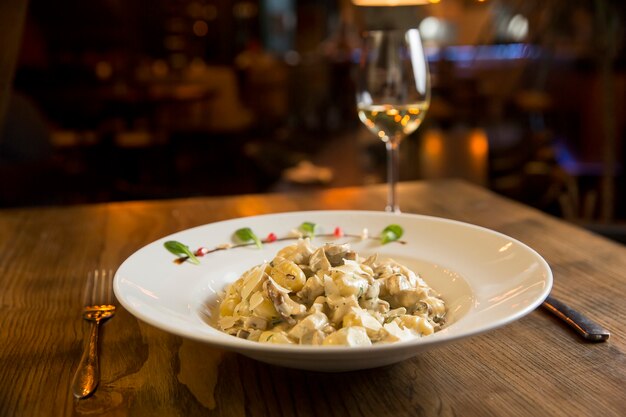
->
[114, 210, 552, 372]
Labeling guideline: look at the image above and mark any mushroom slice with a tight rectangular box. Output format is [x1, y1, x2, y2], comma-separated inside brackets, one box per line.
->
[264, 278, 306, 325]
[323, 243, 357, 266]
[362, 253, 378, 267]
[309, 247, 331, 273]
[243, 316, 268, 331]
[236, 329, 250, 339]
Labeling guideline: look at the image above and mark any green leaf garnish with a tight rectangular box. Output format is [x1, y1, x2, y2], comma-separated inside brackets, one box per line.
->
[164, 240, 200, 264]
[299, 222, 317, 237]
[234, 227, 263, 248]
[380, 224, 403, 244]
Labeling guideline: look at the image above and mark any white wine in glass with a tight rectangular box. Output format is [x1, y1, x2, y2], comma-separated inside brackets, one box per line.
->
[356, 29, 430, 213]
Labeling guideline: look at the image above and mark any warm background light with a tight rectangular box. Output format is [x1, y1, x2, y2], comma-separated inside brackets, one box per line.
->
[352, 0, 432, 6]
[1, 0, 623, 240]
[418, 129, 488, 186]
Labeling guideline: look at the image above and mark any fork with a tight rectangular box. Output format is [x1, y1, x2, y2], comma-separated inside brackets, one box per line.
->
[71, 270, 116, 399]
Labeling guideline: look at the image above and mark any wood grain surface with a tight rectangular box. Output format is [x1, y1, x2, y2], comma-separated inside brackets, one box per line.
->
[0, 180, 624, 417]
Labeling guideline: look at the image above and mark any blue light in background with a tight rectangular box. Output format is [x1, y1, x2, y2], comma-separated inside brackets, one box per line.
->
[425, 43, 541, 63]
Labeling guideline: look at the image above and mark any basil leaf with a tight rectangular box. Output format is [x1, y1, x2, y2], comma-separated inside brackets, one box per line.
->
[164, 240, 200, 264]
[234, 227, 263, 248]
[380, 224, 403, 244]
[299, 222, 317, 237]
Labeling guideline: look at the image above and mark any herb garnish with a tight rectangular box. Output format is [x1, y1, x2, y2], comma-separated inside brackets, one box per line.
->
[234, 227, 263, 248]
[164, 240, 200, 264]
[380, 224, 404, 244]
[167, 222, 405, 265]
[299, 222, 317, 237]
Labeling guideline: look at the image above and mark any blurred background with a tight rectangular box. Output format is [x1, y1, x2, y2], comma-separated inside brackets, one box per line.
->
[0, 0, 625, 242]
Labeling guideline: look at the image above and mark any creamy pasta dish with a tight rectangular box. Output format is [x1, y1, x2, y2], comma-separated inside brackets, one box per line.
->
[217, 240, 446, 346]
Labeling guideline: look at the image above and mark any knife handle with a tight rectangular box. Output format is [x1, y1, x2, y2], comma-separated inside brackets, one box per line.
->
[542, 295, 610, 342]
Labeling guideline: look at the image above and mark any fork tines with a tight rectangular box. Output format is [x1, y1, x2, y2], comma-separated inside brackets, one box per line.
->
[84, 269, 115, 307]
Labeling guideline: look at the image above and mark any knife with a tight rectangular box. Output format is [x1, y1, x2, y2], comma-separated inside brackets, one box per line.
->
[542, 295, 610, 342]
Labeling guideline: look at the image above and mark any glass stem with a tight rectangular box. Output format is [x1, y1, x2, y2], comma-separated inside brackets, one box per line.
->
[385, 138, 401, 213]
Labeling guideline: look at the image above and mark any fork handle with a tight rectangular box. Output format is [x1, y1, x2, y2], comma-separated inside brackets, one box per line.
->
[72, 321, 100, 398]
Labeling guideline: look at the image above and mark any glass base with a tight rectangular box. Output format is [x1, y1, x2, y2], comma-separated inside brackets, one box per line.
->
[385, 205, 401, 214]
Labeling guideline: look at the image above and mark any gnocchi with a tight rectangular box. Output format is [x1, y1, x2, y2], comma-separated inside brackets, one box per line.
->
[216, 240, 446, 346]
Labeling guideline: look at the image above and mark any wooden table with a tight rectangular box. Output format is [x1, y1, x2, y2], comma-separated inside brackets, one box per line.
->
[1, 180, 624, 417]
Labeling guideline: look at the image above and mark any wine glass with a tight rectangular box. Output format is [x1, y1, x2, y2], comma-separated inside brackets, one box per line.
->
[356, 29, 430, 213]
